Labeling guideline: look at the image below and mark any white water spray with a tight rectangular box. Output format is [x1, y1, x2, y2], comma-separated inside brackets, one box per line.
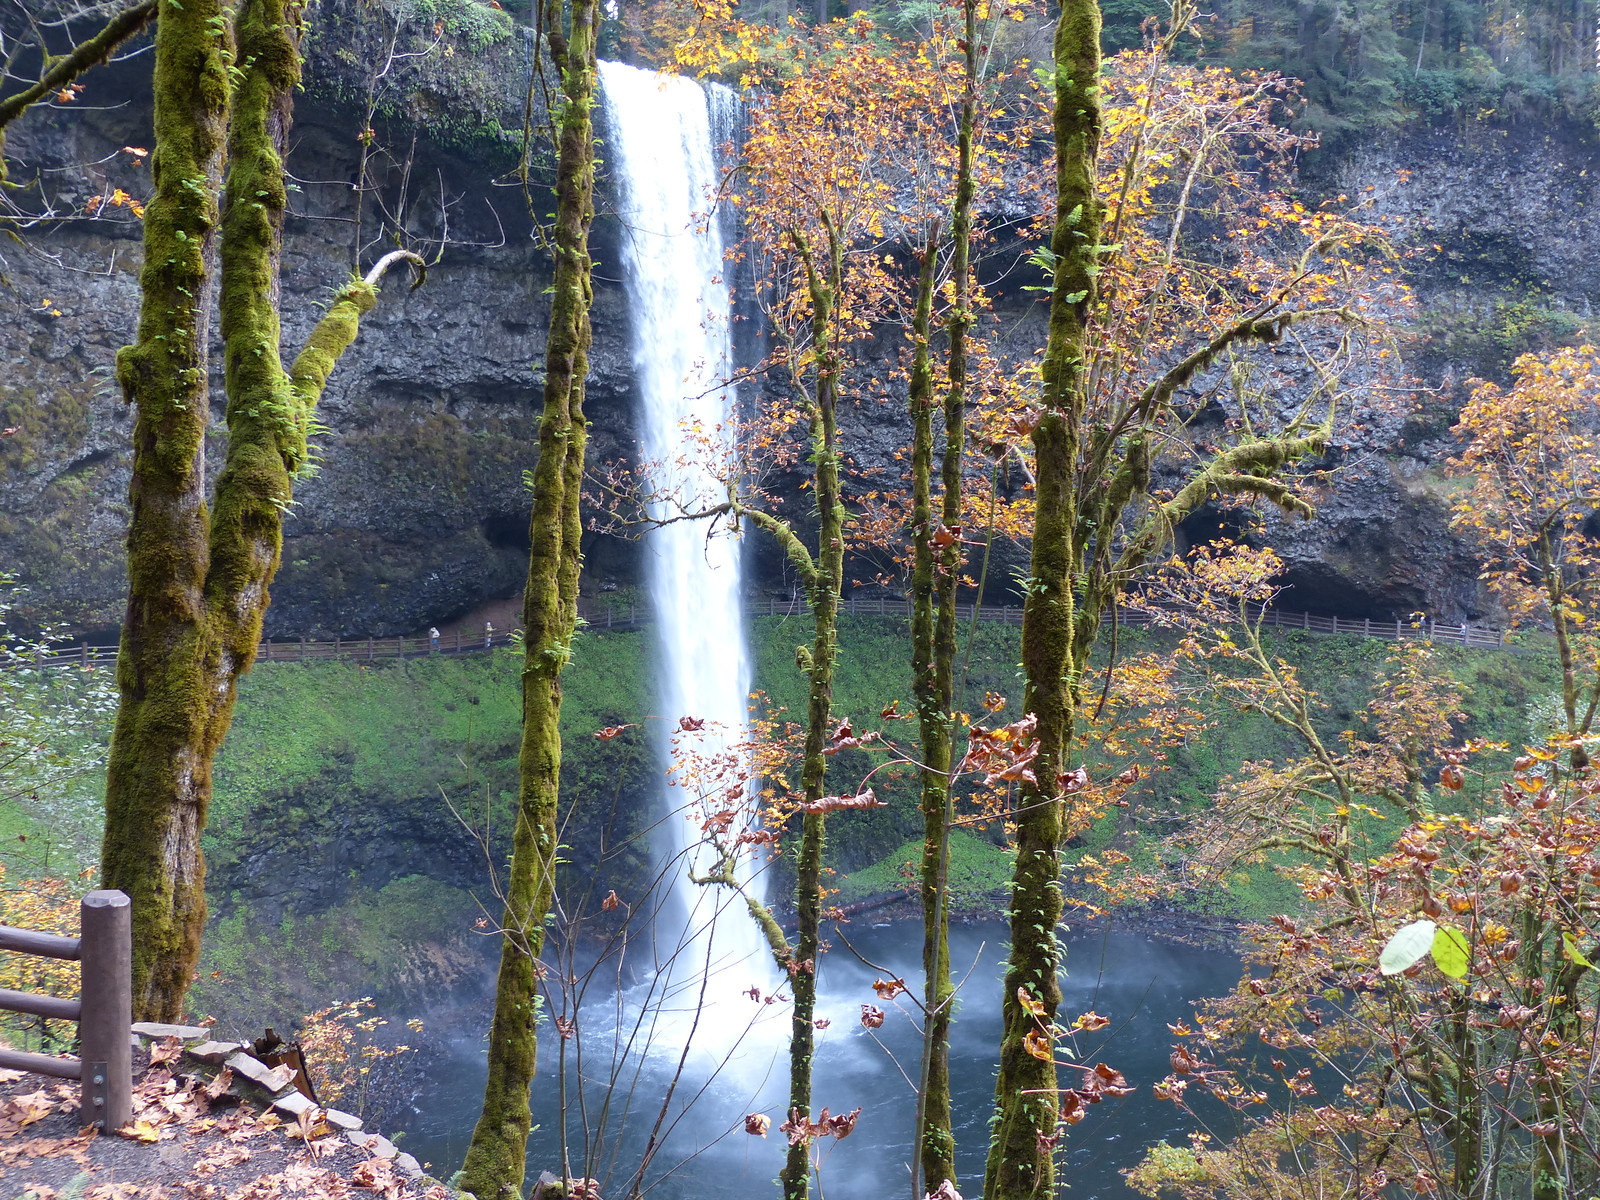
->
[599, 61, 776, 1057]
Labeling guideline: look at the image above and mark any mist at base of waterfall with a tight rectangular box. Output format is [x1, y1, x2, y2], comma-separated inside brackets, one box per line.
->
[406, 923, 1241, 1200]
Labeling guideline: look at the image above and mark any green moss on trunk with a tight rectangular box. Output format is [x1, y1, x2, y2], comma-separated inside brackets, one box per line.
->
[985, 0, 1102, 1192]
[103, 0, 411, 1022]
[457, 3, 597, 1196]
[907, 219, 957, 1195]
[101, 0, 232, 1023]
[779, 225, 847, 1200]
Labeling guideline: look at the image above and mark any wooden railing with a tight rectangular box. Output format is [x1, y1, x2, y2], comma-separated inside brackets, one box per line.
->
[25, 600, 1509, 670]
[0, 889, 132, 1130]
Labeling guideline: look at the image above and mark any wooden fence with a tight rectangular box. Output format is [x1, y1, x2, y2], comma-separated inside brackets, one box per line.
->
[25, 599, 1509, 671]
[0, 889, 132, 1130]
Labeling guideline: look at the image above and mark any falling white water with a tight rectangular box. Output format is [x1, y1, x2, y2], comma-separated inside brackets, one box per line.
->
[599, 61, 777, 1059]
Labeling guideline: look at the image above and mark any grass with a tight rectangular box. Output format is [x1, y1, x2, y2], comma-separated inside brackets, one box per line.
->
[0, 609, 1567, 1020]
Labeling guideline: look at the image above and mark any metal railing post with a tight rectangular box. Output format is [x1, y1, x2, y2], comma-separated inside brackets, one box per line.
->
[78, 890, 131, 1131]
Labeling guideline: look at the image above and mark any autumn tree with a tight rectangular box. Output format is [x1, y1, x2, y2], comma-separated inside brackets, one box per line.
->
[1132, 547, 1600, 1200]
[100, 0, 423, 1020]
[983, 4, 1402, 1192]
[1450, 345, 1600, 770]
[729, 31, 986, 1200]
[602, 29, 943, 1200]
[455, 0, 597, 1194]
[906, 3, 990, 1192]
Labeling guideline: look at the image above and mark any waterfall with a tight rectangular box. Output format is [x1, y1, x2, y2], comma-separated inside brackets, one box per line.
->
[599, 61, 775, 1054]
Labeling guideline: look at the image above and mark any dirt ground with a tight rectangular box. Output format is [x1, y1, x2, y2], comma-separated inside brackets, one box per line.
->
[0, 1041, 449, 1199]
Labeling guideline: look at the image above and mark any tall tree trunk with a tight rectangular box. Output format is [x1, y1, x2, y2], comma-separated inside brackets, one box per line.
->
[102, 0, 418, 1020]
[457, 2, 597, 1195]
[780, 225, 846, 1200]
[918, 10, 978, 1190]
[984, 0, 1102, 1193]
[102, 0, 232, 1023]
[908, 221, 951, 1200]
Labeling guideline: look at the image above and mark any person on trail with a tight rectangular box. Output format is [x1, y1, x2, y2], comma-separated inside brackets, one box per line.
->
[429, 626, 440, 652]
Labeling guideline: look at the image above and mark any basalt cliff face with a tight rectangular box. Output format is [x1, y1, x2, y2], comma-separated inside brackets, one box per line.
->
[2, 3, 1595, 637]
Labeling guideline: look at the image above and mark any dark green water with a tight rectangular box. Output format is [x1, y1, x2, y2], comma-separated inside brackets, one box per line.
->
[407, 922, 1241, 1199]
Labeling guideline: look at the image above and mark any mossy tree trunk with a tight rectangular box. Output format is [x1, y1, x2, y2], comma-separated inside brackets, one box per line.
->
[908, 221, 951, 1200]
[103, 0, 421, 1021]
[983, 2, 1337, 1193]
[456, 0, 596, 1196]
[101, 0, 232, 1025]
[913, 9, 978, 1190]
[983, 1, 1103, 1190]
[777, 224, 847, 1200]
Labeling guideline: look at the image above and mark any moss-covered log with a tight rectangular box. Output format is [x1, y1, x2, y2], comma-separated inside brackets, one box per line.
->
[456, 0, 597, 1195]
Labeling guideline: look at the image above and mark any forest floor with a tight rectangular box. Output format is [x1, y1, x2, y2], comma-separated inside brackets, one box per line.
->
[0, 1039, 450, 1199]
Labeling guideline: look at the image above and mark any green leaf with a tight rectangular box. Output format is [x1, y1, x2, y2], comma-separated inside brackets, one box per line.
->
[1431, 926, 1470, 979]
[1379, 919, 1436, 975]
[1563, 932, 1592, 967]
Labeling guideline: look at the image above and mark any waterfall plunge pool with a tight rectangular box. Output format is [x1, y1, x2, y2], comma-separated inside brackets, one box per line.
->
[406, 922, 1242, 1199]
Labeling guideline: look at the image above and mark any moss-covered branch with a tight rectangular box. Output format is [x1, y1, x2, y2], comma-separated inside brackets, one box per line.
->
[0, 0, 156, 183]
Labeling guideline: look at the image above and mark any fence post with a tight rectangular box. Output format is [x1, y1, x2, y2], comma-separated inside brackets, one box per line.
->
[78, 890, 131, 1132]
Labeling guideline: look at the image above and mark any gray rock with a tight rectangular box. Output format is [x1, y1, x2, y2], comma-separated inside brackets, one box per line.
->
[271, 1090, 318, 1118]
[131, 1022, 210, 1041]
[185, 1041, 242, 1065]
[323, 1107, 364, 1132]
[224, 1052, 295, 1094]
[347, 1130, 399, 1160]
[394, 1152, 423, 1180]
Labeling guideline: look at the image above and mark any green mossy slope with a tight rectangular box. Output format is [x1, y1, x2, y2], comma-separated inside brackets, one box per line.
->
[179, 615, 1559, 1021]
